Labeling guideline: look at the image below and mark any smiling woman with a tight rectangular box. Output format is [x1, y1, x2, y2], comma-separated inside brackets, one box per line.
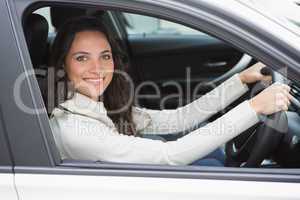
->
[46, 15, 292, 167]
[50, 16, 137, 135]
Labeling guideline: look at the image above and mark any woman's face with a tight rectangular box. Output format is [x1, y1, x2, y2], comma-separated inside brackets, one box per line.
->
[65, 30, 114, 101]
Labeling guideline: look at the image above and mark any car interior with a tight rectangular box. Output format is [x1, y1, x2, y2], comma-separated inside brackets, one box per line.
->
[22, 4, 300, 169]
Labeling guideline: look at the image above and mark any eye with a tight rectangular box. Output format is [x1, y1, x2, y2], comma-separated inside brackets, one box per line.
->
[75, 55, 88, 62]
[102, 54, 112, 61]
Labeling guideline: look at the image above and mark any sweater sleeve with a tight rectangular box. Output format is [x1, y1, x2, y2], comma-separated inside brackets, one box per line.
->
[50, 100, 259, 165]
[137, 74, 249, 135]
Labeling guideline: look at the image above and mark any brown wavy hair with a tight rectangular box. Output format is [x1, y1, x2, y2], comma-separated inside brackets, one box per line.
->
[50, 16, 137, 135]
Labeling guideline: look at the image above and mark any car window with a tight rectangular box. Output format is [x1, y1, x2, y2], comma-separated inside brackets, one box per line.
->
[123, 13, 205, 35]
[21, 4, 300, 171]
[25, 6, 251, 167]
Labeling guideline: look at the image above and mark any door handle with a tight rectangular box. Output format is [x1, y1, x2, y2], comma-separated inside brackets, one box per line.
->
[203, 61, 227, 68]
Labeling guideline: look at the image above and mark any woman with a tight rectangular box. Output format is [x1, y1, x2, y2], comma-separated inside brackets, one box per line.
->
[50, 16, 292, 166]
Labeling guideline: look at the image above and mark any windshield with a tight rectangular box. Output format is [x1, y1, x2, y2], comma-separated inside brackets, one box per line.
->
[238, 0, 300, 36]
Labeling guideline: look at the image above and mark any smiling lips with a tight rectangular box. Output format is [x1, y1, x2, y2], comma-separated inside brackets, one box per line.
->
[84, 77, 105, 86]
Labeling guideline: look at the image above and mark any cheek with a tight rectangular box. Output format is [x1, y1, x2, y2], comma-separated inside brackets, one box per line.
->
[106, 62, 114, 80]
[105, 62, 115, 78]
[108, 59, 114, 71]
[66, 62, 84, 81]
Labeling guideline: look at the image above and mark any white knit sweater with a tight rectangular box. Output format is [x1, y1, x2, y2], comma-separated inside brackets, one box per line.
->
[50, 74, 259, 165]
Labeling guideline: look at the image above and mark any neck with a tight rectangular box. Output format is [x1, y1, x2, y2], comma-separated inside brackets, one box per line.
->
[73, 92, 101, 102]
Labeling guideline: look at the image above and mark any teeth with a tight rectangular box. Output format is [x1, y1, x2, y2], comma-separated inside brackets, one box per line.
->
[85, 77, 104, 84]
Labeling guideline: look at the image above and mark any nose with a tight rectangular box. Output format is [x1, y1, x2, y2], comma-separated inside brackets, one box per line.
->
[90, 59, 102, 74]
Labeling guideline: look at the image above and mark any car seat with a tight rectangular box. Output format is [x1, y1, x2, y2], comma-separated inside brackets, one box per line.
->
[24, 13, 50, 112]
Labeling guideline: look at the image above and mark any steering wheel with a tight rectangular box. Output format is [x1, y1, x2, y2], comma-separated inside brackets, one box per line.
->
[225, 67, 299, 167]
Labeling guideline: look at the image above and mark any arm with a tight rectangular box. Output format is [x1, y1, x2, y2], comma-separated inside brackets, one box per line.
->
[137, 73, 248, 135]
[50, 100, 258, 165]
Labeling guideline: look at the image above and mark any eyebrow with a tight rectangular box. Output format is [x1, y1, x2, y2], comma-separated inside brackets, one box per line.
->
[71, 50, 112, 56]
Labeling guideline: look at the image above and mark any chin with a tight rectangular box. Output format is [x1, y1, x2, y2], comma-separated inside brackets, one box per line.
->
[77, 87, 102, 101]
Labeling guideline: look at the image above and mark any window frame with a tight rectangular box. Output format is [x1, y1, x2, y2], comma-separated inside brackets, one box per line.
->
[0, 0, 14, 170]
[0, 107, 13, 171]
[2, 0, 60, 167]
[6, 0, 300, 183]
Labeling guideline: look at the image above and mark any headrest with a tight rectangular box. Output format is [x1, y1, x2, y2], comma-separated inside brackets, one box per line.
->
[24, 13, 49, 68]
[50, 7, 86, 30]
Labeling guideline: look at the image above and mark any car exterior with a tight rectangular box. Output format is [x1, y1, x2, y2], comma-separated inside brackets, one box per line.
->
[1, 0, 300, 199]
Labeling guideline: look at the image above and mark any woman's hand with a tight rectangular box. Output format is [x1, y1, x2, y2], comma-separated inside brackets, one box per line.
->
[239, 62, 272, 84]
[249, 82, 293, 115]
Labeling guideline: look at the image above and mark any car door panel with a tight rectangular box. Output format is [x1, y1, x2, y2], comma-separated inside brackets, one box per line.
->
[15, 172, 300, 200]
[128, 33, 243, 109]
[129, 34, 242, 80]
[0, 173, 18, 200]
[0, 134, 18, 200]
[0, 102, 18, 200]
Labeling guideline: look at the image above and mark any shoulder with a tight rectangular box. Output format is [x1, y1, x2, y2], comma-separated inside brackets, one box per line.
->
[50, 106, 116, 129]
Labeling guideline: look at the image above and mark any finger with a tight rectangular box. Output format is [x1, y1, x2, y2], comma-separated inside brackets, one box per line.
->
[283, 104, 288, 111]
[262, 75, 272, 82]
[256, 62, 266, 70]
[276, 93, 290, 110]
[282, 89, 290, 98]
[281, 91, 291, 106]
[261, 76, 272, 85]
[278, 101, 288, 111]
[282, 84, 291, 92]
[276, 84, 290, 93]
[283, 96, 290, 110]
[287, 99, 291, 107]
[284, 96, 291, 106]
[288, 93, 293, 101]
[275, 92, 285, 101]
[275, 96, 285, 107]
